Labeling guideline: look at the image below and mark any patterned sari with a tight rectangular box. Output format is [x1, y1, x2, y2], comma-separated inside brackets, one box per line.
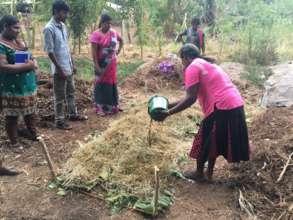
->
[90, 29, 121, 115]
[0, 40, 37, 117]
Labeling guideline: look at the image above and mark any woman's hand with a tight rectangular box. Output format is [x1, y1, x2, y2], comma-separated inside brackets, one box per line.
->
[95, 65, 104, 76]
[26, 60, 38, 70]
[116, 49, 122, 55]
[154, 110, 170, 122]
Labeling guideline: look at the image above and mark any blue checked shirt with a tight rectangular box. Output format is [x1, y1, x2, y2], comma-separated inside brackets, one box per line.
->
[43, 18, 73, 76]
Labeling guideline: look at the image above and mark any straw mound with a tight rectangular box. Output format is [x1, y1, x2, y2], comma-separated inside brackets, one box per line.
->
[122, 58, 183, 93]
[62, 105, 201, 196]
[227, 106, 293, 219]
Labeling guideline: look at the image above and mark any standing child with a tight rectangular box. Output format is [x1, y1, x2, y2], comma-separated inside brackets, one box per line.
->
[177, 17, 205, 55]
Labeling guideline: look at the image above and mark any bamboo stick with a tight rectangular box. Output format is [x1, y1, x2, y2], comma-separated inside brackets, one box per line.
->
[38, 136, 57, 179]
[153, 166, 160, 216]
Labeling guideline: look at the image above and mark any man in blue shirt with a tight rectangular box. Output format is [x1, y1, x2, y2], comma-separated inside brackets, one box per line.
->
[43, 0, 87, 130]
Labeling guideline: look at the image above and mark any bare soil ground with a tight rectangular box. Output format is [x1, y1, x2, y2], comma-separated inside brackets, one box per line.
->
[0, 59, 291, 220]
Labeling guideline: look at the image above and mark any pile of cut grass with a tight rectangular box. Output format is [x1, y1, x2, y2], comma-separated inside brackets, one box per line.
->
[60, 105, 201, 213]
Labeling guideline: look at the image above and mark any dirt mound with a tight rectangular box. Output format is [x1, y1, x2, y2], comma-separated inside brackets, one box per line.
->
[220, 62, 262, 104]
[122, 58, 183, 93]
[226, 107, 293, 219]
[220, 62, 249, 89]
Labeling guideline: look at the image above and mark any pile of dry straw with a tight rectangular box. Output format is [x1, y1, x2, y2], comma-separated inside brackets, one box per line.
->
[61, 105, 201, 197]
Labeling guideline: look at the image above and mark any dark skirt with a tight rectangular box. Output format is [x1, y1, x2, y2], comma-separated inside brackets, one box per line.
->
[190, 106, 250, 163]
[94, 82, 118, 106]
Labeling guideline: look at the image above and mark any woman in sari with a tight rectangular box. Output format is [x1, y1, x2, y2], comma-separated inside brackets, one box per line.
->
[90, 14, 123, 116]
[0, 15, 38, 150]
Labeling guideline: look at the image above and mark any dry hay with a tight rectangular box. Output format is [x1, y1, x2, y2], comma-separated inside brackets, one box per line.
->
[122, 58, 183, 93]
[226, 106, 293, 219]
[61, 104, 201, 198]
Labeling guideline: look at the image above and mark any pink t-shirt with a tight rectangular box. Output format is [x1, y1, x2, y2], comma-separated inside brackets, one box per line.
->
[185, 58, 244, 117]
[89, 29, 121, 84]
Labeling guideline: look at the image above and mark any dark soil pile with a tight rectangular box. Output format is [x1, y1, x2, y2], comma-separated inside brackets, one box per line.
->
[0, 73, 93, 129]
[36, 74, 93, 125]
[122, 58, 183, 92]
[227, 107, 293, 219]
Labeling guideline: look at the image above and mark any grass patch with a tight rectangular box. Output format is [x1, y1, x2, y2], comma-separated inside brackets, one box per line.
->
[117, 60, 144, 84]
[36, 56, 51, 73]
[241, 65, 273, 88]
[36, 56, 144, 82]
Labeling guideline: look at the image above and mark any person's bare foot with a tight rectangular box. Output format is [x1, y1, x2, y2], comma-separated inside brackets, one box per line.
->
[183, 170, 205, 182]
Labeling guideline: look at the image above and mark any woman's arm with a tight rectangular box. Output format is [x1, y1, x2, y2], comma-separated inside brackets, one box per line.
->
[155, 83, 199, 122]
[201, 33, 206, 55]
[91, 43, 102, 75]
[168, 102, 179, 109]
[168, 83, 199, 115]
[117, 37, 123, 55]
[0, 55, 35, 74]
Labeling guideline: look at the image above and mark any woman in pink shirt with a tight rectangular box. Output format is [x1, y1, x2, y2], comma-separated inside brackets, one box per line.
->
[90, 14, 123, 116]
[157, 44, 250, 181]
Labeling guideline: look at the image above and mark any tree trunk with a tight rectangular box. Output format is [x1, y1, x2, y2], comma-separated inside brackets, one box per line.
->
[31, 26, 35, 49]
[126, 20, 132, 44]
[204, 0, 216, 26]
[78, 36, 81, 54]
[140, 42, 143, 59]
[73, 38, 76, 55]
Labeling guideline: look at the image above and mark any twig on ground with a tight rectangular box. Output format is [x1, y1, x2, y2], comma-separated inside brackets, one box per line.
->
[284, 122, 293, 129]
[80, 191, 105, 201]
[263, 196, 275, 207]
[276, 152, 293, 183]
[277, 210, 287, 220]
[239, 190, 257, 220]
[38, 136, 57, 179]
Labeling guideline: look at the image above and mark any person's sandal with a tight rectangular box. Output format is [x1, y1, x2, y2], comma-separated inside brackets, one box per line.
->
[17, 128, 39, 141]
[69, 115, 88, 121]
[0, 167, 21, 176]
[55, 121, 72, 130]
[183, 170, 206, 182]
[96, 108, 107, 116]
[8, 142, 24, 153]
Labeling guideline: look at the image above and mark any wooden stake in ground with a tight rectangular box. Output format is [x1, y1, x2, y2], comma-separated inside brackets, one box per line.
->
[148, 119, 153, 147]
[38, 136, 57, 179]
[153, 166, 160, 216]
[276, 152, 293, 183]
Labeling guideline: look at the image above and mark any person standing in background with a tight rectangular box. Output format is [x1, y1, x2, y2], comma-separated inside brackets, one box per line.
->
[90, 14, 123, 116]
[43, 0, 87, 130]
[176, 16, 205, 55]
[0, 15, 38, 150]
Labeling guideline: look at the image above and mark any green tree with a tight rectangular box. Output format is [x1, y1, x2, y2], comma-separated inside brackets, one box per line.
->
[67, 0, 105, 54]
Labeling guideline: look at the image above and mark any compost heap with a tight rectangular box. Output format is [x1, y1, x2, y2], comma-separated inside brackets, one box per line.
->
[122, 58, 183, 92]
[226, 106, 293, 219]
[61, 105, 201, 206]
